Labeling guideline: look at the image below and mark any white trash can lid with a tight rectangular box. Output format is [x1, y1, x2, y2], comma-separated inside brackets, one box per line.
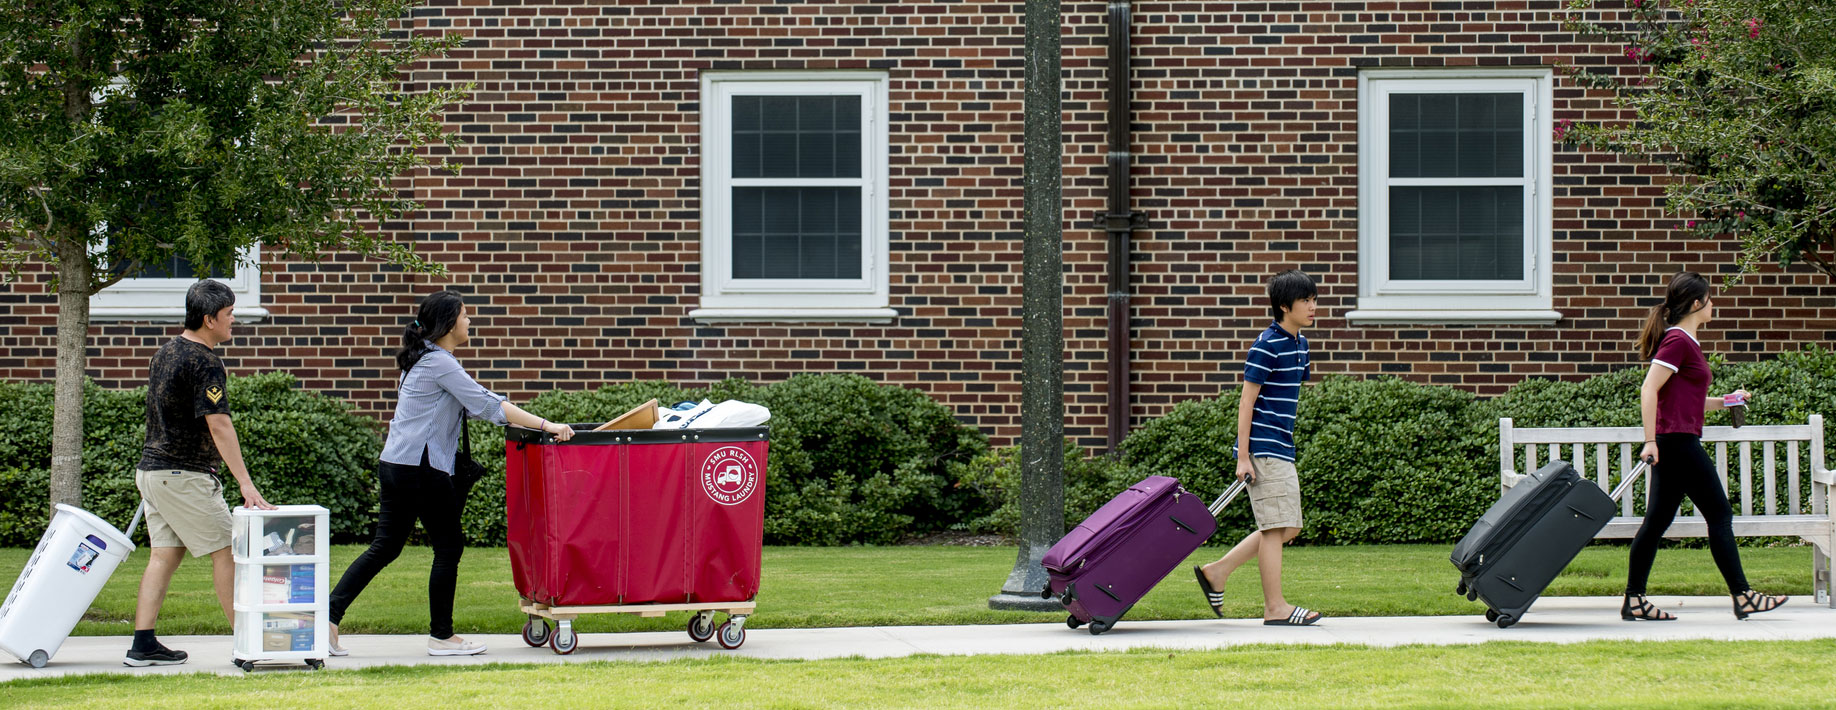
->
[53, 503, 135, 554]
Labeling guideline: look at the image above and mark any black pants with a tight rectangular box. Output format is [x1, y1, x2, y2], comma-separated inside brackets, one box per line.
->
[1625, 433, 1750, 596]
[328, 451, 474, 639]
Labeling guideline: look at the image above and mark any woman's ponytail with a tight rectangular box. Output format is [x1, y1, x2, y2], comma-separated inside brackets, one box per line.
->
[1636, 272, 1712, 361]
[1636, 303, 1668, 361]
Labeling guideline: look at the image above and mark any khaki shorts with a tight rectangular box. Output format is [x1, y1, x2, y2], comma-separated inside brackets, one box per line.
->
[136, 469, 233, 557]
[1247, 457, 1303, 532]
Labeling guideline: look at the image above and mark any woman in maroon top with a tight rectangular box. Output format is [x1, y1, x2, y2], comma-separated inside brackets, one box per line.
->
[1624, 272, 1787, 621]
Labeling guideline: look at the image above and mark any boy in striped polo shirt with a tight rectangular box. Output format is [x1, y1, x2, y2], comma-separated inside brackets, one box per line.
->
[1193, 269, 1322, 626]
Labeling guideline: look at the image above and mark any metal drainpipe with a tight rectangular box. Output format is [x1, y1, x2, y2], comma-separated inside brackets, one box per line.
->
[1094, 0, 1147, 453]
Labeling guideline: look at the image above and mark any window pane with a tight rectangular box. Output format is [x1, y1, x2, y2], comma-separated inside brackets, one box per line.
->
[105, 235, 225, 279]
[1388, 186, 1524, 281]
[730, 187, 863, 280]
[1389, 92, 1524, 178]
[731, 96, 764, 179]
[731, 189, 764, 279]
[730, 95, 862, 179]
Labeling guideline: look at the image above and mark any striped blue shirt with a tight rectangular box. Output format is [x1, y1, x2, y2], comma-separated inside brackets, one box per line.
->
[1234, 322, 1311, 462]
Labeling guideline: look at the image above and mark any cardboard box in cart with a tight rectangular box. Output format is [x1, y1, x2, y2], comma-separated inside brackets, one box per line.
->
[0, 505, 138, 668]
[505, 425, 768, 653]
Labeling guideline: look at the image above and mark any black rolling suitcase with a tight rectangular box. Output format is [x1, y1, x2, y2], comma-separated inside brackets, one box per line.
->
[1450, 458, 1647, 628]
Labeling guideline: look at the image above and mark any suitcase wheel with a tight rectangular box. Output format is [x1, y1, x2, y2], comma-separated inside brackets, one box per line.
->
[1465, 590, 1478, 602]
[1456, 581, 1467, 596]
[1495, 614, 1517, 629]
[1087, 619, 1112, 635]
[1484, 609, 1499, 623]
[1066, 615, 1084, 630]
[26, 649, 47, 669]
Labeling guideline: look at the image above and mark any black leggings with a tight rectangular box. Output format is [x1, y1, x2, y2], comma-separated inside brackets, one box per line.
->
[1624, 433, 1750, 596]
[328, 451, 474, 639]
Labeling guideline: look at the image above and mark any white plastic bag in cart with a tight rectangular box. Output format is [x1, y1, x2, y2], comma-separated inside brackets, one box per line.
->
[653, 400, 716, 429]
[652, 399, 770, 429]
[686, 400, 770, 429]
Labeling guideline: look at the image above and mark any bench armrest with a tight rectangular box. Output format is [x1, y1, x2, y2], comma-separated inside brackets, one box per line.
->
[1501, 471, 1525, 489]
[1815, 468, 1835, 487]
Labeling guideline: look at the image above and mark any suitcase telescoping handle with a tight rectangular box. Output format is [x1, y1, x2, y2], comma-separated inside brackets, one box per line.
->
[1608, 456, 1656, 503]
[1208, 479, 1248, 518]
[125, 500, 145, 541]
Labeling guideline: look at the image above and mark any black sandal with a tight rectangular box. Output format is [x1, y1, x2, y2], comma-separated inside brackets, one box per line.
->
[1733, 590, 1787, 620]
[1264, 606, 1322, 626]
[1620, 594, 1675, 621]
[1193, 567, 1225, 618]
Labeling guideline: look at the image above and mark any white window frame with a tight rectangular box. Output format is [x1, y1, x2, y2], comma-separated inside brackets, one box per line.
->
[690, 71, 894, 324]
[89, 244, 267, 322]
[1349, 69, 1560, 325]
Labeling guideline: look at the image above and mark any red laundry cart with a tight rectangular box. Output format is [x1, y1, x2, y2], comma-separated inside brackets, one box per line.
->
[505, 425, 768, 653]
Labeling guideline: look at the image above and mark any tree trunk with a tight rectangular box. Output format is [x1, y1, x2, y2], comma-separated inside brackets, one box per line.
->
[989, 0, 1065, 611]
[48, 237, 94, 511]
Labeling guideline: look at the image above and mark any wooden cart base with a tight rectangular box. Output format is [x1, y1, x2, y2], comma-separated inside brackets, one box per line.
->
[519, 599, 756, 654]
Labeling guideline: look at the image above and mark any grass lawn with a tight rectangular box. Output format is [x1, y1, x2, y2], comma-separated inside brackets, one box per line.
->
[0, 542, 1811, 637]
[3, 640, 1831, 709]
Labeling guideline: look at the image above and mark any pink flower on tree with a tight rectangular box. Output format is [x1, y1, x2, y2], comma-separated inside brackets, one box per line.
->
[1554, 118, 1573, 140]
[1686, 220, 1698, 228]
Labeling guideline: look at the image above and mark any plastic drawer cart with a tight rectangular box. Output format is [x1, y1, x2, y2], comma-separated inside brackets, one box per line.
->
[231, 505, 329, 671]
[506, 425, 769, 654]
[0, 504, 140, 668]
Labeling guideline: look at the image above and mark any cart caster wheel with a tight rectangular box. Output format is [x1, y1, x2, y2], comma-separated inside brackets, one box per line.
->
[1484, 609, 1499, 623]
[1496, 615, 1516, 629]
[1066, 615, 1083, 630]
[307, 659, 324, 671]
[688, 613, 716, 643]
[26, 649, 47, 669]
[551, 623, 578, 655]
[716, 621, 745, 649]
[1087, 620, 1112, 636]
[521, 617, 552, 647]
[236, 660, 255, 673]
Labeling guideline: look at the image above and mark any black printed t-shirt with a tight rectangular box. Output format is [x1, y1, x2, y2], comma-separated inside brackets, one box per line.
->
[138, 337, 232, 473]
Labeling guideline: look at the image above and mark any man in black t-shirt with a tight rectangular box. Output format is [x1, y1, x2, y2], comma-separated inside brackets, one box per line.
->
[124, 280, 276, 668]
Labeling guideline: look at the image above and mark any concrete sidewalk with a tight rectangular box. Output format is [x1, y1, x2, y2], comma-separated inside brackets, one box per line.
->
[5, 595, 1832, 681]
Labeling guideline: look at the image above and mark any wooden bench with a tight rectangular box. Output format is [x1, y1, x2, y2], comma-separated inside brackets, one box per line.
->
[1499, 415, 1834, 607]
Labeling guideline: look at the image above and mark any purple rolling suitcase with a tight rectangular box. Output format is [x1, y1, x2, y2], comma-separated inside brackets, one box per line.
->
[1042, 476, 1246, 634]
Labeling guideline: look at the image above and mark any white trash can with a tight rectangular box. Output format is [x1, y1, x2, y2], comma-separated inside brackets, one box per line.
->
[0, 504, 138, 668]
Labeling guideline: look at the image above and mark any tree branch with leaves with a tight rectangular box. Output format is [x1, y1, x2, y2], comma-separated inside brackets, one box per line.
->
[0, 0, 470, 509]
[1561, 0, 1836, 280]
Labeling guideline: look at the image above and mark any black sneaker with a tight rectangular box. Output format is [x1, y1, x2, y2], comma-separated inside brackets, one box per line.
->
[123, 647, 189, 667]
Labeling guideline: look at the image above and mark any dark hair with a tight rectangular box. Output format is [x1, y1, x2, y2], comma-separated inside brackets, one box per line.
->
[1267, 269, 1318, 322]
[183, 280, 236, 330]
[397, 290, 466, 374]
[1637, 271, 1712, 361]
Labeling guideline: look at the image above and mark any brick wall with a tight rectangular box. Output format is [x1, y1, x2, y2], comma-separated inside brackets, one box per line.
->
[3, 0, 1833, 450]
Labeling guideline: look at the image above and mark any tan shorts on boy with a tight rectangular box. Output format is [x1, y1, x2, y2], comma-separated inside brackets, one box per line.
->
[135, 469, 234, 557]
[1247, 457, 1303, 531]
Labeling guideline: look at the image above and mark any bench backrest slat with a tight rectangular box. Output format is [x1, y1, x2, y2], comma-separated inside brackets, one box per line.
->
[1499, 417, 1828, 520]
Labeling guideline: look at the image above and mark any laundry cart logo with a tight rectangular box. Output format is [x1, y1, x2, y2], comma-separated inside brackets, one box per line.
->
[700, 446, 760, 506]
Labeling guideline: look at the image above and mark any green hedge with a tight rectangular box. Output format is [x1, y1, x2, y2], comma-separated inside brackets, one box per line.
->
[0, 373, 382, 548]
[959, 346, 1836, 545]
